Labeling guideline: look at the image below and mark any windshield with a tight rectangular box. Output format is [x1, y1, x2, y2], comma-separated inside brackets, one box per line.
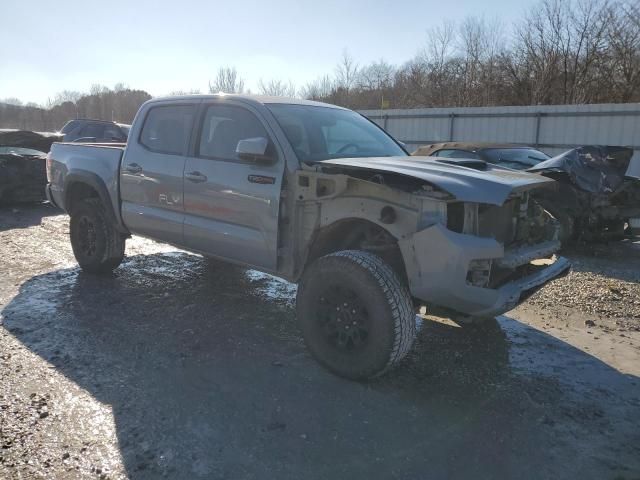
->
[60, 120, 80, 134]
[481, 148, 550, 169]
[266, 104, 406, 162]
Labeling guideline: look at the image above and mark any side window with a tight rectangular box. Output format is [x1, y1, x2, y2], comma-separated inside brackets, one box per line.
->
[198, 105, 270, 161]
[103, 125, 123, 140]
[434, 149, 480, 159]
[139, 105, 195, 155]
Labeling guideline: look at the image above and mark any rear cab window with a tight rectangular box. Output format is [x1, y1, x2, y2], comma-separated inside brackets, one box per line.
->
[79, 123, 107, 139]
[139, 105, 195, 155]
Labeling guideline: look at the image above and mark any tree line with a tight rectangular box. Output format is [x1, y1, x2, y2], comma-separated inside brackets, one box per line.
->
[1, 0, 638, 132]
[309, 0, 640, 109]
[0, 84, 151, 132]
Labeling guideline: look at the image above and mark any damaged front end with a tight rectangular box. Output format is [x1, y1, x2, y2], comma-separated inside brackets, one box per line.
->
[399, 190, 570, 318]
[314, 156, 571, 319]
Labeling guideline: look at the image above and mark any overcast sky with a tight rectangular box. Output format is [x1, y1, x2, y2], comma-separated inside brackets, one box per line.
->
[1, 0, 530, 105]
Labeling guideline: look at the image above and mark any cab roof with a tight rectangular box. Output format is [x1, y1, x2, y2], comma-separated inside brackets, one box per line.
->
[147, 94, 347, 110]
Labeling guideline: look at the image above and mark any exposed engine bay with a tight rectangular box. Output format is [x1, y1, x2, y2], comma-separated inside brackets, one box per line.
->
[304, 156, 569, 318]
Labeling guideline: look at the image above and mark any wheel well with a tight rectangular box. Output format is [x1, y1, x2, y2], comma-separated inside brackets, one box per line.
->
[306, 219, 408, 284]
[66, 182, 100, 214]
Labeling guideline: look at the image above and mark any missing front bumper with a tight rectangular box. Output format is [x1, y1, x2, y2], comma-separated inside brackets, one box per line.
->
[399, 224, 571, 318]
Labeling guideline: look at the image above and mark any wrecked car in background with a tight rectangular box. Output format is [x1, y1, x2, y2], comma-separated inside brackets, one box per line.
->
[46, 94, 570, 380]
[529, 146, 640, 242]
[415, 142, 640, 243]
[414, 142, 550, 170]
[0, 130, 62, 204]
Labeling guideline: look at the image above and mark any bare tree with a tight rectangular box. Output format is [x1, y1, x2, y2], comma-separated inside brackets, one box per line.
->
[605, 1, 640, 101]
[422, 21, 456, 69]
[358, 60, 395, 90]
[50, 90, 83, 106]
[257, 79, 297, 97]
[168, 89, 202, 95]
[455, 16, 505, 105]
[300, 75, 335, 100]
[2, 0, 639, 127]
[414, 22, 456, 106]
[1, 97, 23, 106]
[208, 67, 246, 94]
[1, 86, 151, 131]
[624, 1, 640, 28]
[335, 49, 359, 91]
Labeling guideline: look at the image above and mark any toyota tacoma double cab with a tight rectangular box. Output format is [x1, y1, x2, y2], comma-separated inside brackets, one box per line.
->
[46, 95, 570, 379]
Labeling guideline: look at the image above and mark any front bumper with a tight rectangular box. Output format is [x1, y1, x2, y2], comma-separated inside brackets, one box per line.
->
[398, 224, 571, 318]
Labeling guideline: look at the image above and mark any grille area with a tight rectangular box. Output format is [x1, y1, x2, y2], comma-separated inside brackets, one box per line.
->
[478, 199, 518, 244]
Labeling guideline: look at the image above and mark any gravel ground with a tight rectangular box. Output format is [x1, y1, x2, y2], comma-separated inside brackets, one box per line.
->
[1, 204, 639, 480]
[528, 242, 640, 330]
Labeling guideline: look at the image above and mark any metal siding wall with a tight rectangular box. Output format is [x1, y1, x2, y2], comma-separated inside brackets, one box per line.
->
[361, 103, 640, 175]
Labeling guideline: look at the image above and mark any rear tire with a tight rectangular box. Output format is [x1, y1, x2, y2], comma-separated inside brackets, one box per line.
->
[296, 250, 416, 380]
[70, 198, 125, 273]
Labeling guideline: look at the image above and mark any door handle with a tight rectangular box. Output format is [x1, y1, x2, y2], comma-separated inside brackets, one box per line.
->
[124, 163, 142, 174]
[185, 171, 207, 183]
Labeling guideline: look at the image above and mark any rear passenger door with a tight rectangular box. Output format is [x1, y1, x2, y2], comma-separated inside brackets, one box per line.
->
[120, 102, 197, 245]
[182, 101, 284, 270]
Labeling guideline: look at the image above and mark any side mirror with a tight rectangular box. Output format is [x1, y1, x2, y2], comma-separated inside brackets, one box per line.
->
[236, 137, 274, 162]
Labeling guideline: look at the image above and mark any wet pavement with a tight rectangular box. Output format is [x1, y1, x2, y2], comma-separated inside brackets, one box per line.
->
[1, 204, 639, 479]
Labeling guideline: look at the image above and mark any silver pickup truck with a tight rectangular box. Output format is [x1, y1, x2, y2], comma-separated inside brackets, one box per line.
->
[46, 94, 570, 379]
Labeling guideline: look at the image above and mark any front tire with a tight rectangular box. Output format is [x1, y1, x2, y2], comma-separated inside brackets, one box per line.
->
[70, 198, 125, 273]
[296, 250, 416, 380]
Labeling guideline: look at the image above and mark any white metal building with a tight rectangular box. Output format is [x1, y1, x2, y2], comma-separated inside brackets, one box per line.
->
[360, 103, 640, 177]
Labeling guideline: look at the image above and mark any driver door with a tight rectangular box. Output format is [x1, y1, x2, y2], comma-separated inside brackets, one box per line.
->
[182, 101, 284, 270]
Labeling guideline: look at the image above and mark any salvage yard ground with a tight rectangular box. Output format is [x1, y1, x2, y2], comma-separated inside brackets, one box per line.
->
[1, 204, 639, 479]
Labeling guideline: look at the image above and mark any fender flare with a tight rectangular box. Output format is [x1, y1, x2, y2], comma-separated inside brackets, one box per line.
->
[64, 170, 129, 234]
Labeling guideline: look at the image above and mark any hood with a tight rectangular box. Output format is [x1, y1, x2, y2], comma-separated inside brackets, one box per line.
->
[319, 156, 554, 206]
[528, 146, 636, 194]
